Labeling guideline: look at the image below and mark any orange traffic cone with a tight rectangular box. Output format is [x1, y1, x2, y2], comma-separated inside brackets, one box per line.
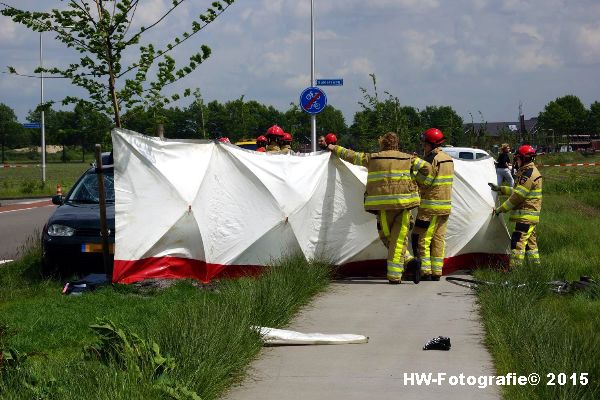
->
[56, 184, 62, 196]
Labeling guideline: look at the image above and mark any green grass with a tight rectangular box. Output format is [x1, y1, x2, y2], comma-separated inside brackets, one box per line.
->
[539, 166, 600, 194]
[0, 162, 90, 198]
[0, 245, 332, 399]
[474, 181, 600, 398]
[535, 152, 600, 166]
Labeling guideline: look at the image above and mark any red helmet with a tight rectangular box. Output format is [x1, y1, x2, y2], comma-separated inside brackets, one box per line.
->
[421, 128, 445, 145]
[256, 135, 267, 144]
[516, 144, 536, 158]
[325, 133, 337, 145]
[218, 137, 230, 143]
[257, 147, 266, 152]
[266, 125, 284, 137]
[282, 133, 292, 142]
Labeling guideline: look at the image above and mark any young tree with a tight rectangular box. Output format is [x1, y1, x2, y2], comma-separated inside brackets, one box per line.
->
[351, 74, 410, 151]
[1, 0, 235, 128]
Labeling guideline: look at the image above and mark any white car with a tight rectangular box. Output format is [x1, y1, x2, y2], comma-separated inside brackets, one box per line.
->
[441, 146, 490, 160]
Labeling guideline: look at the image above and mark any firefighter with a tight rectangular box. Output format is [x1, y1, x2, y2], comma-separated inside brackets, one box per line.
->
[412, 128, 454, 281]
[489, 144, 542, 269]
[281, 133, 293, 154]
[327, 132, 430, 284]
[265, 125, 284, 152]
[256, 135, 267, 152]
[318, 135, 328, 150]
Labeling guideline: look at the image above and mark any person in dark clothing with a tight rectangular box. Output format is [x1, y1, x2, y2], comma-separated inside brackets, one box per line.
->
[496, 143, 514, 186]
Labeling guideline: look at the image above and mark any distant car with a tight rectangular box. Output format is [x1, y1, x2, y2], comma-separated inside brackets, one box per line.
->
[442, 147, 491, 160]
[235, 140, 258, 151]
[41, 154, 115, 276]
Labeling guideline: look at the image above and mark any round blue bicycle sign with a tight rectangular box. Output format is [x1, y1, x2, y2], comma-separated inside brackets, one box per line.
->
[300, 86, 327, 114]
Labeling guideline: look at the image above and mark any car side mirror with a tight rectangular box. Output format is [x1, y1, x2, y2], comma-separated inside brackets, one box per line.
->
[52, 195, 64, 205]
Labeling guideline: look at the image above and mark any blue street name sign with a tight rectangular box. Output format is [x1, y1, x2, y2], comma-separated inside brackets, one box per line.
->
[22, 123, 41, 129]
[300, 86, 327, 115]
[316, 78, 343, 86]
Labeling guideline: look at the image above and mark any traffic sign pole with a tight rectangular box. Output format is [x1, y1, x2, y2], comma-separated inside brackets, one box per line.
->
[40, 32, 46, 183]
[310, 0, 316, 152]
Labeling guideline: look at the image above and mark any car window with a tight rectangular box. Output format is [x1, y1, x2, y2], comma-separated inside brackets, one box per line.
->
[68, 171, 115, 203]
[458, 152, 474, 160]
[476, 152, 487, 159]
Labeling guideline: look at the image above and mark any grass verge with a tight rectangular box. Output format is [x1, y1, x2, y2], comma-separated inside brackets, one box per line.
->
[0, 163, 91, 198]
[474, 175, 600, 398]
[0, 247, 331, 399]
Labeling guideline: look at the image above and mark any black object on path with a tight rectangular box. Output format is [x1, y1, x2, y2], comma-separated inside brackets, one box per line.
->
[423, 336, 451, 351]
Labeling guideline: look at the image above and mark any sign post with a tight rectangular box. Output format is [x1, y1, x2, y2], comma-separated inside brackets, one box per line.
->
[310, 0, 316, 152]
[40, 32, 46, 183]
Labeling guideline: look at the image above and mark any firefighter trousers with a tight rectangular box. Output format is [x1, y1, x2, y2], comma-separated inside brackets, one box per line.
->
[411, 214, 449, 277]
[510, 222, 540, 268]
[377, 209, 412, 282]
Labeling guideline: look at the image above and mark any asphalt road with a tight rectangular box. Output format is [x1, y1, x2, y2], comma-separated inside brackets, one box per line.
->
[0, 200, 56, 260]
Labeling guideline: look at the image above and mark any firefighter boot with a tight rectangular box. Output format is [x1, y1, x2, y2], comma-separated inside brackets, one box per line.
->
[405, 258, 421, 284]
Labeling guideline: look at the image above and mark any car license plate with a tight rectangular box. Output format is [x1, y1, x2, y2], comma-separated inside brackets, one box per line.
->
[81, 243, 114, 254]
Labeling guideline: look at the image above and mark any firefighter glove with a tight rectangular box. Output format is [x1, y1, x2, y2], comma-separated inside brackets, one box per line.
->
[488, 182, 500, 192]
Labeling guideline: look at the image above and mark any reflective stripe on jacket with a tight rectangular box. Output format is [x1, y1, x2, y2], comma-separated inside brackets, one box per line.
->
[418, 147, 454, 216]
[333, 145, 430, 211]
[497, 162, 543, 224]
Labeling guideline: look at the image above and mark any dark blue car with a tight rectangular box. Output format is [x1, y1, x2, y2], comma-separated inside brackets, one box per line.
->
[42, 155, 115, 276]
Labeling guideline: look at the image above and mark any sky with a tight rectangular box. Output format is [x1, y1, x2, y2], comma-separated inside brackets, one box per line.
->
[1, 0, 600, 126]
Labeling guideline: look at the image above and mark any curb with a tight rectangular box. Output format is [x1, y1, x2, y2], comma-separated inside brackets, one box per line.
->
[0, 196, 53, 207]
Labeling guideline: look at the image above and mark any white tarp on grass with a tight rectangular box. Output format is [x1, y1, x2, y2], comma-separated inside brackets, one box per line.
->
[112, 128, 509, 283]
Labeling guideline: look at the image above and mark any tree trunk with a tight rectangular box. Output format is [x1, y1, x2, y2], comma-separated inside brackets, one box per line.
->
[107, 50, 121, 128]
[156, 123, 164, 139]
[97, 0, 121, 128]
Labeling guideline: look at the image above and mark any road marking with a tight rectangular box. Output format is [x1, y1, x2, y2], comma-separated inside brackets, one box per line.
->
[0, 260, 14, 265]
[0, 204, 55, 214]
[0, 200, 54, 214]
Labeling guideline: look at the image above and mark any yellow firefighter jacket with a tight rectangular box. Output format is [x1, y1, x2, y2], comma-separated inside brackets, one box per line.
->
[497, 162, 542, 224]
[280, 144, 292, 154]
[332, 145, 430, 211]
[266, 144, 281, 153]
[418, 147, 454, 216]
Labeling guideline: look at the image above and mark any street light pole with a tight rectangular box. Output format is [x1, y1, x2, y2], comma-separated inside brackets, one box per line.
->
[310, 0, 316, 152]
[40, 32, 46, 183]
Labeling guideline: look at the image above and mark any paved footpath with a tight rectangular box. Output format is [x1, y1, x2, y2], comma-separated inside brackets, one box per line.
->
[223, 275, 499, 400]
